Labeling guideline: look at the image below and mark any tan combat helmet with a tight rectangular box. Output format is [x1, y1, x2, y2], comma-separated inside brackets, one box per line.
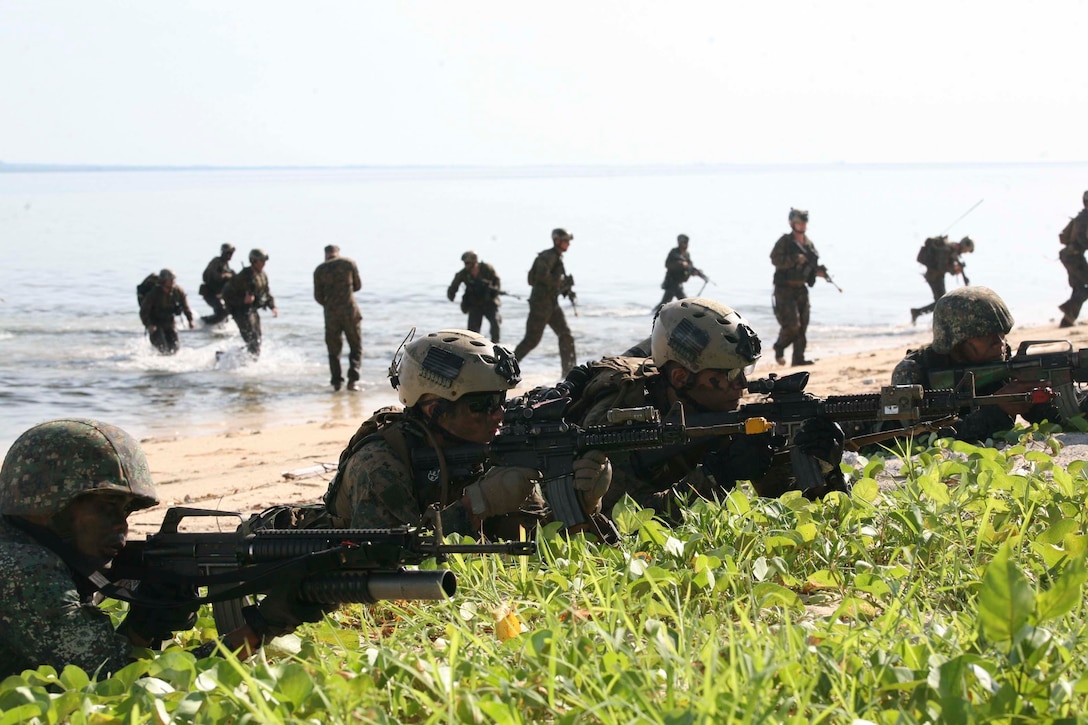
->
[389, 329, 522, 407]
[0, 419, 159, 517]
[932, 286, 1014, 355]
[651, 298, 761, 373]
[789, 208, 809, 223]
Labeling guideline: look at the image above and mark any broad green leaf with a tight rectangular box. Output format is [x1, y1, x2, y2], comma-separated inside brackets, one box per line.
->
[852, 477, 879, 503]
[978, 542, 1035, 644]
[1036, 555, 1088, 623]
[58, 664, 90, 690]
[273, 663, 315, 707]
[752, 582, 802, 610]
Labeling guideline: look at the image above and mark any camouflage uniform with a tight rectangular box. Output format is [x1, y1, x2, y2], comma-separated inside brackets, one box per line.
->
[325, 409, 546, 540]
[139, 284, 194, 354]
[566, 357, 792, 523]
[514, 248, 576, 375]
[447, 263, 502, 342]
[912, 236, 968, 319]
[0, 419, 159, 679]
[654, 245, 697, 313]
[1059, 208, 1088, 325]
[770, 233, 820, 364]
[200, 254, 235, 325]
[0, 516, 133, 678]
[313, 256, 363, 389]
[222, 265, 276, 358]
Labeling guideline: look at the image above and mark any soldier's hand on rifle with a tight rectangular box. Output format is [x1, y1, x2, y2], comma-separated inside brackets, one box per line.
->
[994, 380, 1046, 417]
[465, 466, 540, 518]
[702, 432, 776, 484]
[243, 565, 334, 643]
[118, 580, 200, 646]
[572, 450, 612, 514]
[815, 265, 829, 279]
[793, 417, 845, 473]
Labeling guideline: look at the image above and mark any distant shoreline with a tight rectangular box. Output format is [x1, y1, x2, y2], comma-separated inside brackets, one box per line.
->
[3, 160, 1088, 175]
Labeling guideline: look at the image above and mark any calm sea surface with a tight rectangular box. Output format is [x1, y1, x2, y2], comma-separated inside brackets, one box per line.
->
[1, 163, 1083, 454]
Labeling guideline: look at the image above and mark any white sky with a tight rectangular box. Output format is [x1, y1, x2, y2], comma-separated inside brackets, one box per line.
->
[2, 0, 1086, 166]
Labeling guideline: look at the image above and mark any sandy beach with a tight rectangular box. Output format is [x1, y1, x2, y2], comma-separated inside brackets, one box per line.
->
[129, 320, 1088, 535]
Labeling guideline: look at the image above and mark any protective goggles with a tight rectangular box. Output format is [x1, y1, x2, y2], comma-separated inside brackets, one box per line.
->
[460, 391, 507, 414]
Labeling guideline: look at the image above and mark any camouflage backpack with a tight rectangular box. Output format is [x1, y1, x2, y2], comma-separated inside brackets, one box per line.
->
[136, 273, 160, 308]
[916, 237, 945, 268]
[562, 356, 659, 421]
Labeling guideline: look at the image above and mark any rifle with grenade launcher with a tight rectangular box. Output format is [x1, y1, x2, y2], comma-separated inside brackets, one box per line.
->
[109, 507, 535, 635]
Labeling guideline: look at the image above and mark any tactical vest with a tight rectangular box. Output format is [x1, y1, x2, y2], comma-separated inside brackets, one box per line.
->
[564, 356, 660, 422]
[324, 406, 414, 527]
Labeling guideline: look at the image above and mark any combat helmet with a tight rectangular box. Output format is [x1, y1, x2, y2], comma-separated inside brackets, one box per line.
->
[932, 286, 1014, 355]
[1082, 190, 1088, 207]
[959, 236, 975, 252]
[461, 250, 478, 264]
[390, 329, 522, 407]
[0, 419, 159, 517]
[651, 298, 761, 373]
[789, 208, 809, 223]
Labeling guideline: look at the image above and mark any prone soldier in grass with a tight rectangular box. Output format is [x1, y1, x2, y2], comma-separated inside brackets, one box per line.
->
[325, 329, 611, 539]
[0, 419, 328, 679]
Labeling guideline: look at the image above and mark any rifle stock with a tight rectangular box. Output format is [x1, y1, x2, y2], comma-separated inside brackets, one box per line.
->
[925, 340, 1088, 421]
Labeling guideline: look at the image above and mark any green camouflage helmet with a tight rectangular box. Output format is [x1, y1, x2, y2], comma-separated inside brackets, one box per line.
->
[651, 298, 761, 373]
[932, 286, 1014, 355]
[0, 419, 159, 516]
[390, 329, 522, 407]
[789, 208, 809, 223]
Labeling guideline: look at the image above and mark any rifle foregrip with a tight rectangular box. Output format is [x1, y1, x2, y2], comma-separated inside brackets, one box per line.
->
[300, 570, 456, 603]
[542, 474, 589, 529]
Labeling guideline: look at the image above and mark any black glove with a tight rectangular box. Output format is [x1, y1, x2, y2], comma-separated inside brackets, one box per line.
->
[242, 564, 333, 642]
[702, 432, 776, 485]
[793, 417, 845, 470]
[118, 580, 200, 643]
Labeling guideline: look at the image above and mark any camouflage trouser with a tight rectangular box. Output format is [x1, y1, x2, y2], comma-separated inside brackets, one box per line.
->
[772, 284, 810, 363]
[914, 272, 948, 317]
[201, 294, 230, 325]
[514, 297, 576, 375]
[466, 305, 501, 343]
[325, 308, 363, 386]
[230, 306, 262, 357]
[148, 323, 179, 355]
[1059, 247, 1088, 323]
[653, 283, 685, 314]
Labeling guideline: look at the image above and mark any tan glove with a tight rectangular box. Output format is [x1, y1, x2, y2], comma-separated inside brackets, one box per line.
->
[464, 466, 540, 518]
[572, 450, 612, 514]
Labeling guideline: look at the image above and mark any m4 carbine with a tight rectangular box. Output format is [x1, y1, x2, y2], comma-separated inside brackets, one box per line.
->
[411, 396, 773, 531]
[926, 340, 1088, 422]
[109, 507, 535, 634]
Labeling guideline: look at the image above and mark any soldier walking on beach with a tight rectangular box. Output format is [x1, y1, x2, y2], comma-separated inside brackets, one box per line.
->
[314, 244, 363, 391]
[222, 248, 277, 359]
[139, 268, 194, 355]
[1058, 191, 1088, 328]
[910, 235, 975, 324]
[770, 208, 826, 367]
[654, 234, 707, 314]
[513, 228, 577, 376]
[199, 243, 236, 326]
[447, 251, 502, 342]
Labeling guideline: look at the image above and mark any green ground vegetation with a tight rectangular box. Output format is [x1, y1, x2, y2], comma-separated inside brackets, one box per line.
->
[4, 424, 1088, 724]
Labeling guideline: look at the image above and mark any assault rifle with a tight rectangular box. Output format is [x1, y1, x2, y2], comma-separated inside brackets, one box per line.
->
[795, 240, 843, 293]
[411, 396, 773, 530]
[926, 340, 1088, 422]
[466, 277, 521, 301]
[109, 507, 535, 635]
[560, 274, 578, 316]
[686, 371, 1055, 441]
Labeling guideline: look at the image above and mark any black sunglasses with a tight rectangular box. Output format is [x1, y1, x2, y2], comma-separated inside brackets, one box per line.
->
[460, 391, 506, 414]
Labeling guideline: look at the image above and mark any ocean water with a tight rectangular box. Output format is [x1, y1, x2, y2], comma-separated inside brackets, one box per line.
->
[1, 162, 1083, 454]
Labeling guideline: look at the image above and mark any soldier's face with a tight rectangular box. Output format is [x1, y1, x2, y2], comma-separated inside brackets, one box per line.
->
[956, 333, 1008, 364]
[688, 368, 746, 411]
[437, 392, 507, 443]
[64, 492, 133, 561]
[554, 237, 571, 253]
[790, 220, 807, 234]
